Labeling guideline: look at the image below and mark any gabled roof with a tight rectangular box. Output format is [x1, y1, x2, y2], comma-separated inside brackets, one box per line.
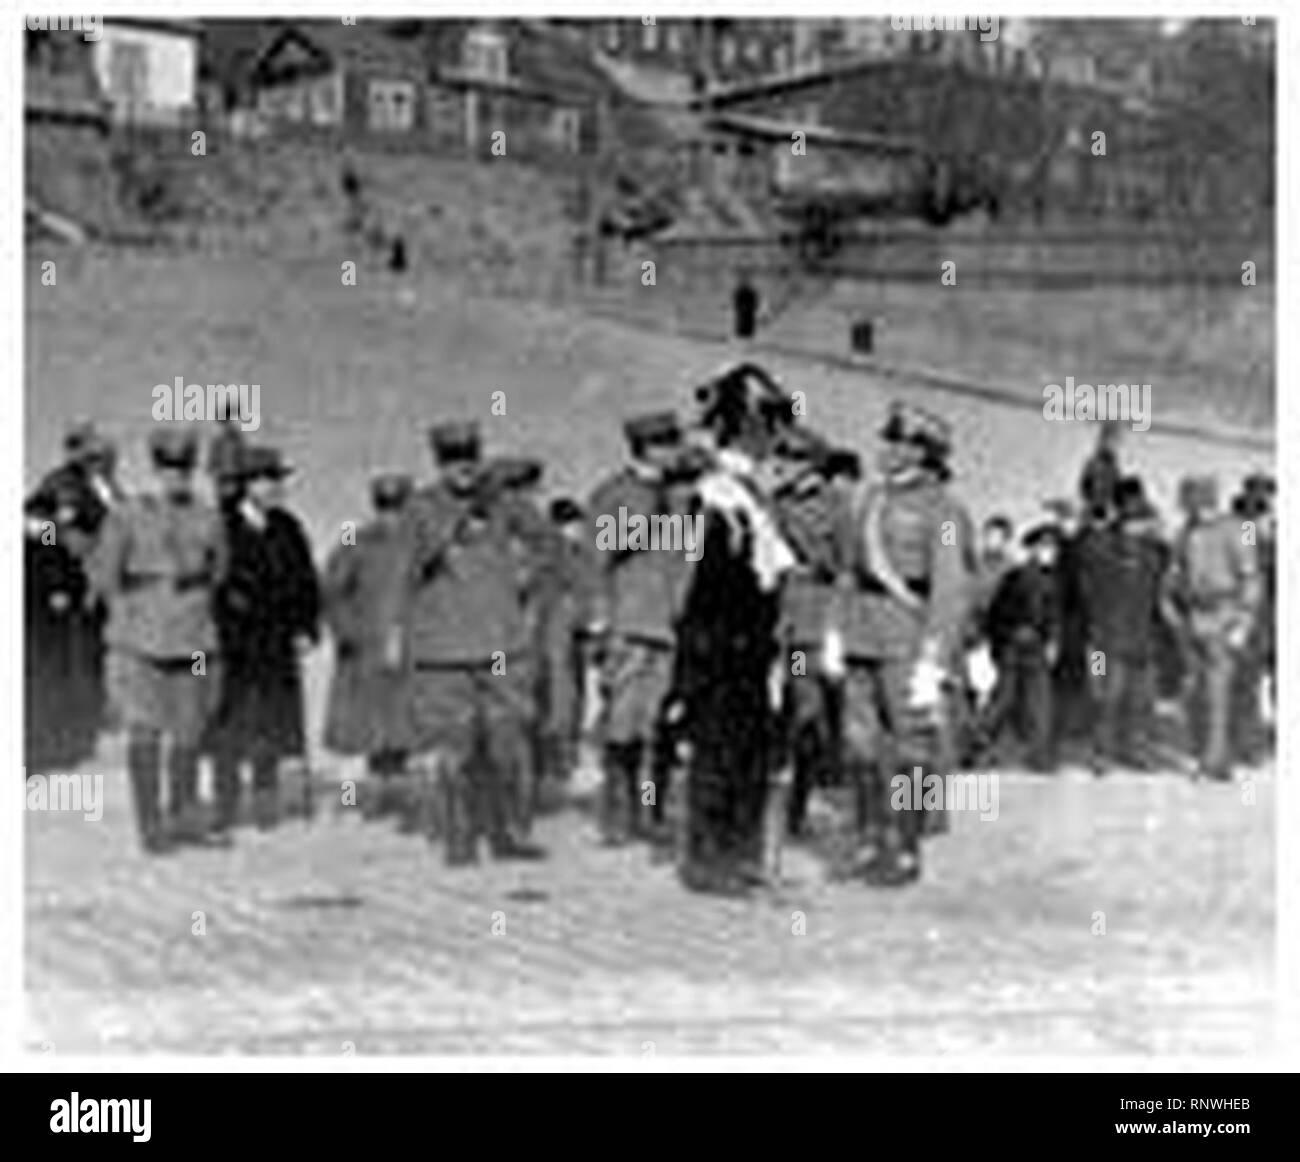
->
[251, 20, 429, 87]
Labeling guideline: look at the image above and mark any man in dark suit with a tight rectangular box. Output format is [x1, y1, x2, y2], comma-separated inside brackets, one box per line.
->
[1079, 479, 1165, 773]
[981, 524, 1062, 772]
[208, 446, 319, 833]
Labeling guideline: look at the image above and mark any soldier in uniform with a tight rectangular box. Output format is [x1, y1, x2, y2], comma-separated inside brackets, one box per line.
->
[1229, 474, 1276, 763]
[482, 457, 554, 815]
[586, 412, 697, 846]
[767, 427, 854, 840]
[400, 421, 549, 864]
[1168, 475, 1260, 781]
[87, 429, 228, 853]
[828, 403, 973, 886]
[322, 472, 415, 816]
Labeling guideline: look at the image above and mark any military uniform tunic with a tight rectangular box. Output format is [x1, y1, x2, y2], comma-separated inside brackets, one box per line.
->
[322, 518, 414, 756]
[832, 474, 972, 853]
[88, 492, 227, 747]
[1171, 513, 1260, 776]
[586, 467, 695, 745]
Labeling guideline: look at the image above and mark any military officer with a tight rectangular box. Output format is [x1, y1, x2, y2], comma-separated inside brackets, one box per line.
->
[322, 472, 416, 816]
[768, 427, 853, 840]
[586, 412, 697, 845]
[1229, 474, 1276, 763]
[88, 429, 228, 853]
[1169, 475, 1260, 781]
[828, 403, 973, 886]
[481, 455, 558, 831]
[400, 421, 549, 864]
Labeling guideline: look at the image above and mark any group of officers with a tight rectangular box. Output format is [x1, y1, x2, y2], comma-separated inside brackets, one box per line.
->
[23, 365, 1274, 892]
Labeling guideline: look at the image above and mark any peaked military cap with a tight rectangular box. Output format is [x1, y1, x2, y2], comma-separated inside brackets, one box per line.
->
[1117, 484, 1157, 522]
[881, 402, 951, 461]
[624, 411, 681, 449]
[549, 496, 584, 524]
[371, 472, 413, 509]
[1042, 497, 1078, 522]
[429, 420, 481, 463]
[487, 456, 544, 490]
[772, 426, 825, 462]
[1242, 472, 1276, 498]
[823, 446, 862, 480]
[1178, 474, 1218, 510]
[1022, 522, 1063, 548]
[149, 428, 200, 470]
[65, 420, 111, 461]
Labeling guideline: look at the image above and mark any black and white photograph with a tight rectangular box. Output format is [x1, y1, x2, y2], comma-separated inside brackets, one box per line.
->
[15, 6, 1284, 1074]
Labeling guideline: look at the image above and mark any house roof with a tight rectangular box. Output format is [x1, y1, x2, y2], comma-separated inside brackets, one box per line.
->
[250, 20, 430, 87]
[107, 18, 205, 38]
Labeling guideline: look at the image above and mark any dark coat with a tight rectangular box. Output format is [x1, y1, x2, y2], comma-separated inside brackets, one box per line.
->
[25, 533, 100, 770]
[1078, 525, 1163, 663]
[1079, 447, 1120, 519]
[209, 505, 318, 759]
[24, 462, 119, 762]
[674, 509, 783, 878]
[321, 519, 412, 755]
[987, 563, 1061, 656]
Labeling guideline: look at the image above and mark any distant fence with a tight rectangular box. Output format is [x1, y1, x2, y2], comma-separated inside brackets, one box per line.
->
[656, 223, 1275, 289]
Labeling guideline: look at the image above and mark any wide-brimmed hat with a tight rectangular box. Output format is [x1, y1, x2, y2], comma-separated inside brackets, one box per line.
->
[428, 420, 481, 464]
[149, 428, 199, 470]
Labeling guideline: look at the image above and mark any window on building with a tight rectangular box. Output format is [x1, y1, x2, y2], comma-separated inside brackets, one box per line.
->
[368, 79, 417, 132]
[642, 20, 659, 52]
[553, 107, 580, 153]
[310, 75, 339, 125]
[719, 34, 737, 68]
[107, 39, 150, 107]
[604, 21, 621, 52]
[463, 31, 508, 81]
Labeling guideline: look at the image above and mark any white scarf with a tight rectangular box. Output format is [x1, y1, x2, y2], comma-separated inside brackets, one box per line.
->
[696, 449, 798, 592]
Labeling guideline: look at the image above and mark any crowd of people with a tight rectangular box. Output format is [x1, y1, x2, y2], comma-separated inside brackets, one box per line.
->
[23, 366, 1275, 893]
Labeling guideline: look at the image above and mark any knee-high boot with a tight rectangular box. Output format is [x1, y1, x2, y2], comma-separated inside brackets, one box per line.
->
[126, 728, 168, 854]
